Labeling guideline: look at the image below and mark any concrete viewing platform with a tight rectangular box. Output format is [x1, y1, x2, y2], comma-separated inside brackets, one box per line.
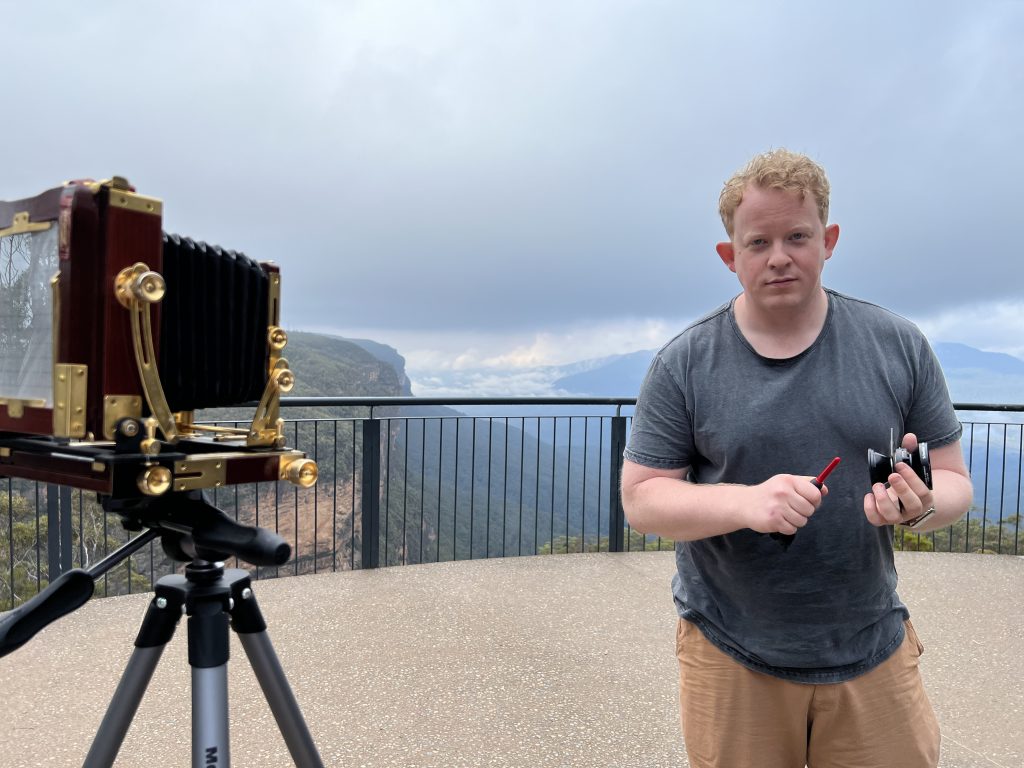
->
[0, 551, 1021, 767]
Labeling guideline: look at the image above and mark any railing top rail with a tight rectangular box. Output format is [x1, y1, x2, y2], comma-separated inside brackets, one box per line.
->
[276, 397, 1023, 413]
[279, 396, 639, 408]
[951, 403, 1024, 413]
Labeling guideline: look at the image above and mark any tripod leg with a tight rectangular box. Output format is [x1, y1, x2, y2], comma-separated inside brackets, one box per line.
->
[192, 664, 230, 767]
[238, 632, 324, 768]
[83, 647, 166, 768]
[231, 584, 324, 768]
[83, 591, 183, 768]
[189, 598, 232, 767]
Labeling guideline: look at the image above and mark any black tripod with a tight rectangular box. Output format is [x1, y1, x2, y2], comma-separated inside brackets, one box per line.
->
[0, 492, 325, 768]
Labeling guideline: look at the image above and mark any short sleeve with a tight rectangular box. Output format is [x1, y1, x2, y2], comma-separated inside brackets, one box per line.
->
[907, 337, 962, 448]
[623, 353, 694, 469]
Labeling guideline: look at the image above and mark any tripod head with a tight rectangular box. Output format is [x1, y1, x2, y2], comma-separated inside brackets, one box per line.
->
[0, 490, 290, 658]
[106, 490, 291, 567]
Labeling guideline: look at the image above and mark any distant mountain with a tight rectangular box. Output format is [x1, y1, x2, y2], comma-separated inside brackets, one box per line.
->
[932, 342, 1024, 375]
[552, 349, 655, 398]
[933, 343, 1024, 405]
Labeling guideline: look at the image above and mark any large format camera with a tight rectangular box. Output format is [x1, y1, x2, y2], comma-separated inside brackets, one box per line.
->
[1, 178, 325, 765]
[0, 176, 316, 497]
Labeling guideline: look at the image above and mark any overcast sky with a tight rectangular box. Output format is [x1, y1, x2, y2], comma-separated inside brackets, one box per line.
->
[3, 1, 1022, 388]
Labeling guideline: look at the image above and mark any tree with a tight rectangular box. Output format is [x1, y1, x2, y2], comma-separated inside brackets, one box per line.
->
[1, 485, 151, 611]
[0, 489, 48, 608]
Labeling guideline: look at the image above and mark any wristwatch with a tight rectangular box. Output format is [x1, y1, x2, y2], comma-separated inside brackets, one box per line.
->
[903, 506, 937, 529]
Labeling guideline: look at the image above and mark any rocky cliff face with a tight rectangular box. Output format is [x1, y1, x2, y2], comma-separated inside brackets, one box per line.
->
[281, 331, 409, 398]
[341, 337, 414, 396]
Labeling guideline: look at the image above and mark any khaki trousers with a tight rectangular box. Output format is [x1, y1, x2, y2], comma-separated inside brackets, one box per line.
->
[676, 619, 940, 768]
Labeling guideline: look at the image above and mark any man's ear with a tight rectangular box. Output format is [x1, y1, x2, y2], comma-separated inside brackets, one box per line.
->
[823, 223, 840, 258]
[716, 241, 736, 273]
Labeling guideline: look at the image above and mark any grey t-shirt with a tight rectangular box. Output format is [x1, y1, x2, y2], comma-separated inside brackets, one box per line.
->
[624, 289, 962, 683]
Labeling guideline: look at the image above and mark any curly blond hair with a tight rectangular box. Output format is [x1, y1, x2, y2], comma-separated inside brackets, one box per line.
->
[718, 149, 830, 237]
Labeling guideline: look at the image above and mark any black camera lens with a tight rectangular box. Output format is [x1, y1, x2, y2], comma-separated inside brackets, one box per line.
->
[867, 448, 893, 486]
[910, 443, 932, 488]
[866, 442, 932, 489]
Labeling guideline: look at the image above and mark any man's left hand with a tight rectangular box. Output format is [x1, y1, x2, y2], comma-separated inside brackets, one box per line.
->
[863, 432, 935, 527]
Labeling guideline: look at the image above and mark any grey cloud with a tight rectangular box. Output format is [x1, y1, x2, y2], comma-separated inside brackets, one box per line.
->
[1, 1, 1020, 342]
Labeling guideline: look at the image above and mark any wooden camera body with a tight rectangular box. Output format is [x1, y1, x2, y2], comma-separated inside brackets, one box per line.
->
[0, 178, 316, 497]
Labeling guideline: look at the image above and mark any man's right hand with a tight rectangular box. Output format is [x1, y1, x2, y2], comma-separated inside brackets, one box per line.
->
[622, 460, 830, 541]
[744, 474, 826, 535]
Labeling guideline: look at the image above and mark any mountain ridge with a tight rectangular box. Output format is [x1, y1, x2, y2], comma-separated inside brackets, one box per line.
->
[278, 330, 1024, 406]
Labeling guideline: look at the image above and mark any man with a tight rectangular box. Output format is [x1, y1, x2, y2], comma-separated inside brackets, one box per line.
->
[620, 149, 973, 768]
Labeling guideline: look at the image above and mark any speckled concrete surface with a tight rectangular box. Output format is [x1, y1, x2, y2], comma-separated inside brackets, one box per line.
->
[0, 551, 1020, 767]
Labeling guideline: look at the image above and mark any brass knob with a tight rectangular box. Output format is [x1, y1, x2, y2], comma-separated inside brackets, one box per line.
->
[283, 459, 318, 488]
[138, 465, 172, 496]
[275, 368, 295, 393]
[268, 327, 288, 351]
[133, 270, 165, 303]
[115, 263, 164, 307]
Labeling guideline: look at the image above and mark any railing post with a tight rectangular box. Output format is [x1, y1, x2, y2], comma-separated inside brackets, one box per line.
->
[60, 485, 72, 572]
[46, 483, 61, 578]
[46, 484, 73, 578]
[361, 418, 381, 569]
[608, 415, 627, 552]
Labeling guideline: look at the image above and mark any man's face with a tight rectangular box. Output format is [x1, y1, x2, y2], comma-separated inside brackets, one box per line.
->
[716, 185, 839, 316]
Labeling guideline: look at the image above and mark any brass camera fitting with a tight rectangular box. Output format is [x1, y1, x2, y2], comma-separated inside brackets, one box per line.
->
[281, 457, 318, 488]
[268, 326, 288, 351]
[115, 263, 165, 308]
[275, 367, 295, 394]
[140, 417, 161, 456]
[137, 464, 172, 496]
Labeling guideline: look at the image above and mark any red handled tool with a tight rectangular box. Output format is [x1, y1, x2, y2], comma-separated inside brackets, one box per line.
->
[811, 456, 842, 489]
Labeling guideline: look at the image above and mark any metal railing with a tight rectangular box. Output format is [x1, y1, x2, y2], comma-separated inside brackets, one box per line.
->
[3, 399, 1022, 610]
